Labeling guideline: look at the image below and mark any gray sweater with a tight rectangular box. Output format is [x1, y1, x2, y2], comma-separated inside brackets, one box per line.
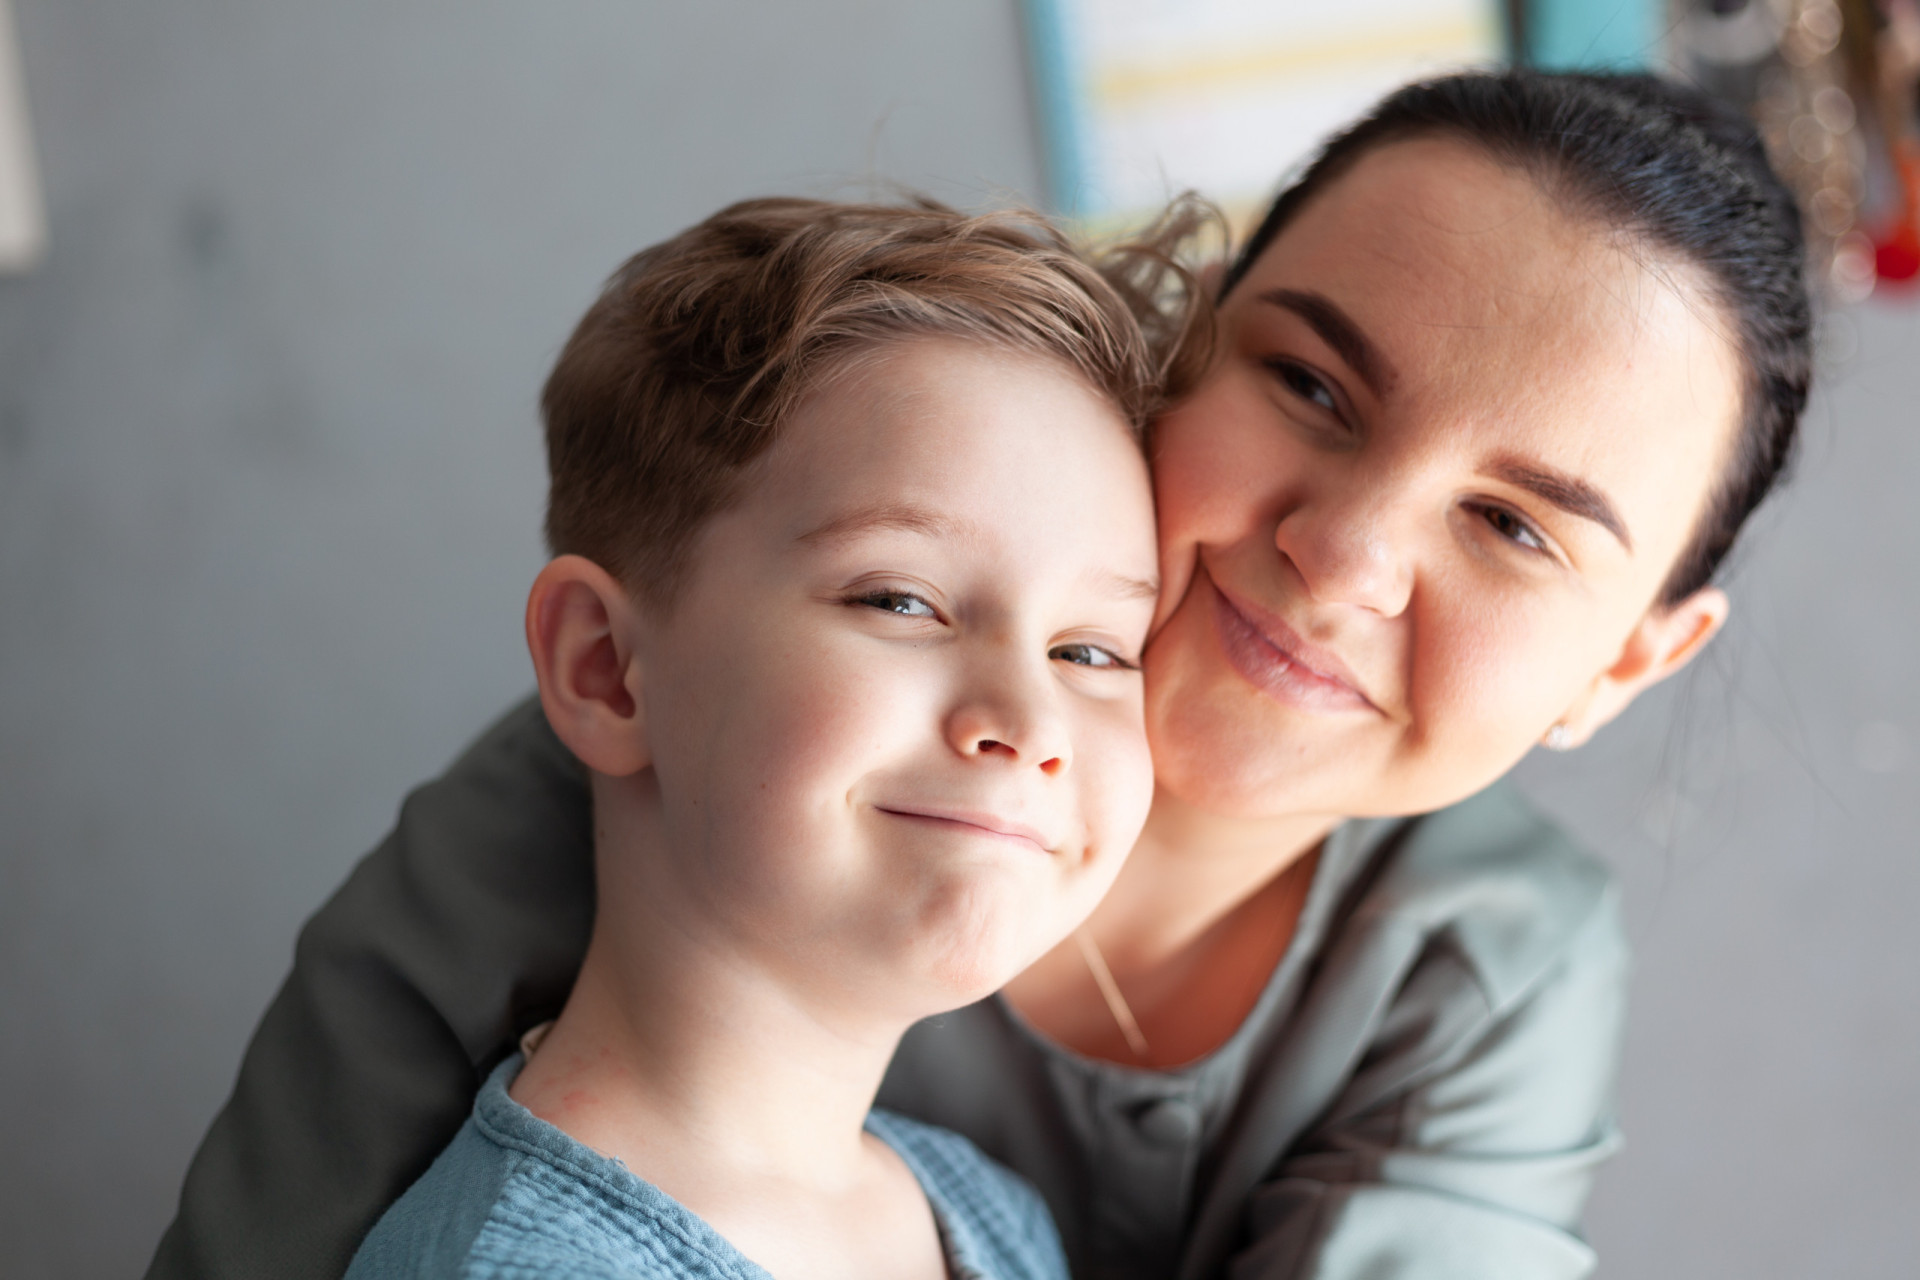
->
[147, 697, 1626, 1280]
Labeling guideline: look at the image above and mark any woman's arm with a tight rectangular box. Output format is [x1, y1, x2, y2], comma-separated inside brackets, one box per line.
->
[144, 698, 595, 1280]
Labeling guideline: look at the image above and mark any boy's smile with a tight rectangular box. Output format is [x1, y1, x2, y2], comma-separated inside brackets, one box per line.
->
[873, 806, 1059, 854]
[611, 337, 1159, 1018]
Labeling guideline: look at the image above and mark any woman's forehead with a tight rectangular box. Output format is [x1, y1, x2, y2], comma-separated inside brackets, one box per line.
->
[1253, 140, 1672, 325]
[1249, 141, 1727, 388]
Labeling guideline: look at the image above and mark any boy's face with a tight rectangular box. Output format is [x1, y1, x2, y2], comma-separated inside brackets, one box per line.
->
[626, 338, 1159, 1020]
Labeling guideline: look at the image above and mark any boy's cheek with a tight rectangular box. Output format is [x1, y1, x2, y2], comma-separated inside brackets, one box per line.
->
[1067, 705, 1155, 884]
[683, 650, 937, 835]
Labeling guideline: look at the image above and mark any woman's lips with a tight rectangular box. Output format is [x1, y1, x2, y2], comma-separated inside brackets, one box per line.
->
[1210, 581, 1378, 714]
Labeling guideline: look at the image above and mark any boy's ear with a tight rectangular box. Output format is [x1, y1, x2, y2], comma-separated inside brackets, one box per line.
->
[525, 554, 652, 777]
[1554, 586, 1728, 748]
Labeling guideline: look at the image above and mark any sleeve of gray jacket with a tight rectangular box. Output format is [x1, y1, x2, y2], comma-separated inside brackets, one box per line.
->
[143, 697, 594, 1280]
[1228, 877, 1629, 1280]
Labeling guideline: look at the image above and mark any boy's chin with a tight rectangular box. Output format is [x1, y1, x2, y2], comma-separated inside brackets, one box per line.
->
[813, 864, 1098, 1020]
[916, 951, 1030, 1013]
[889, 895, 1069, 1014]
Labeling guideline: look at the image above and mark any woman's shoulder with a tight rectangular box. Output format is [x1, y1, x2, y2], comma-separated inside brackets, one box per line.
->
[1344, 781, 1624, 1013]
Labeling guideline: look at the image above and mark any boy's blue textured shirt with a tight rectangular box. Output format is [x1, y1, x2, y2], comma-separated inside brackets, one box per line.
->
[346, 1056, 1068, 1280]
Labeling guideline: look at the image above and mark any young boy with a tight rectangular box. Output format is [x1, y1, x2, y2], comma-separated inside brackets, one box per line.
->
[344, 197, 1191, 1279]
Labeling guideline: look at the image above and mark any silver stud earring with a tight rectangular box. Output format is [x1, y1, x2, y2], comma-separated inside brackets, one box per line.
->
[1543, 723, 1575, 752]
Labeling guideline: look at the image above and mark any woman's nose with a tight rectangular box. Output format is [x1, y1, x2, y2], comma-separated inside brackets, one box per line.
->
[1272, 483, 1415, 617]
[944, 656, 1072, 777]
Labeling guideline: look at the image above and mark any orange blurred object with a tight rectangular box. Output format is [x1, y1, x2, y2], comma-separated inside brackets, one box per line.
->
[1876, 140, 1920, 283]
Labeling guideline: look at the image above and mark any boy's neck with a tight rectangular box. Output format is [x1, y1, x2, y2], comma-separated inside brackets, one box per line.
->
[999, 787, 1335, 1068]
[1092, 787, 1336, 966]
[509, 772, 909, 1194]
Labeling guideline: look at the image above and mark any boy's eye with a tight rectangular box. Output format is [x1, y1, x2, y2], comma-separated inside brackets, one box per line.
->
[855, 591, 938, 618]
[1049, 642, 1135, 670]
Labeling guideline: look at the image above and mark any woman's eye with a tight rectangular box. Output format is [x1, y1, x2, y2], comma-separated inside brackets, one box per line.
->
[1267, 358, 1339, 415]
[856, 591, 937, 618]
[1481, 505, 1547, 552]
[1050, 642, 1135, 670]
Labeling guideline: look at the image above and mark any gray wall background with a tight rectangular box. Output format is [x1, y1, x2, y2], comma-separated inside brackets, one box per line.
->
[0, 3, 1912, 1276]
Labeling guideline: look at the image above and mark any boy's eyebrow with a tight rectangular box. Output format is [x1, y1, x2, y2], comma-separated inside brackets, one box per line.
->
[1255, 288, 1397, 397]
[796, 502, 972, 547]
[801, 502, 1159, 597]
[1099, 570, 1161, 601]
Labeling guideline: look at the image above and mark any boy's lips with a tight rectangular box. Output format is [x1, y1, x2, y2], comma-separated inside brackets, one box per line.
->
[1209, 578, 1379, 714]
[875, 805, 1058, 853]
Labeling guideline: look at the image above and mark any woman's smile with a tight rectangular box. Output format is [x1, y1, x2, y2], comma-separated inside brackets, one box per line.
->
[1208, 575, 1379, 715]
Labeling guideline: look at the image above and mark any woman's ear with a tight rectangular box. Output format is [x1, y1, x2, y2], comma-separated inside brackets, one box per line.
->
[525, 554, 652, 777]
[1556, 586, 1729, 748]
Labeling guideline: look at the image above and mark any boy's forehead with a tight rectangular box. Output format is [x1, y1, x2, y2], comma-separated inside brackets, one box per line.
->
[726, 337, 1157, 573]
[795, 501, 972, 550]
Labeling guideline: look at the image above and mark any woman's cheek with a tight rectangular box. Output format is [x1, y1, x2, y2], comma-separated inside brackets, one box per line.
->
[1148, 423, 1215, 628]
[1409, 594, 1580, 778]
[1155, 383, 1279, 537]
[1151, 379, 1283, 608]
[1139, 599, 1306, 817]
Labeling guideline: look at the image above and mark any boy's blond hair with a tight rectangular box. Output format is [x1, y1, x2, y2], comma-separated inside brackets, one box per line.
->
[540, 196, 1212, 606]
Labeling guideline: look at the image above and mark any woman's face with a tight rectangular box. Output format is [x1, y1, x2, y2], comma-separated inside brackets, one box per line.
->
[1146, 137, 1744, 821]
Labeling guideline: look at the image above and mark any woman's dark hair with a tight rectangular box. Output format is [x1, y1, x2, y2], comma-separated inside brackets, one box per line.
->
[1221, 69, 1812, 607]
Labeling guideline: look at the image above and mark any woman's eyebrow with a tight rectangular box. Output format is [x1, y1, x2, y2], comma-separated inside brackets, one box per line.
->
[1485, 455, 1633, 550]
[1256, 288, 1398, 396]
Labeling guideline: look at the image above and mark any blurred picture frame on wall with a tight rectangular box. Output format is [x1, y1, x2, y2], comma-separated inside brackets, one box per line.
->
[1019, 0, 1506, 230]
[0, 0, 45, 272]
[1019, 0, 1691, 233]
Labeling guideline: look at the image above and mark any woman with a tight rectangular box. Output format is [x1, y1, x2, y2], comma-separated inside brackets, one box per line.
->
[149, 70, 1810, 1280]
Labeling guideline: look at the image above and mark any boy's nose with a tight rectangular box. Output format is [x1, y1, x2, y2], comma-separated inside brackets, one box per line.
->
[945, 662, 1071, 777]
